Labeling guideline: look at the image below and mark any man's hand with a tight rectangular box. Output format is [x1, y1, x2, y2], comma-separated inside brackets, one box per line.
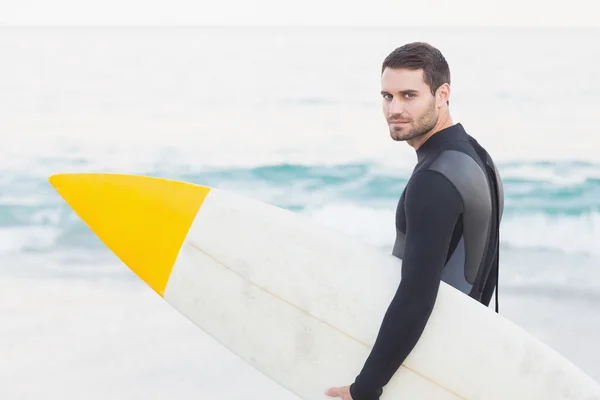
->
[325, 385, 353, 399]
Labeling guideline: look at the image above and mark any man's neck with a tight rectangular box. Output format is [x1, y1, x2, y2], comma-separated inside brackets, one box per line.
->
[407, 113, 454, 150]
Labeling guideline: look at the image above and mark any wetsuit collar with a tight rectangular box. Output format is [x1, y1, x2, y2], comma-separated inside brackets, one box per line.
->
[416, 123, 467, 161]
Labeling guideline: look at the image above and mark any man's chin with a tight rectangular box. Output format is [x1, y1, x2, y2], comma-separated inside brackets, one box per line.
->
[390, 129, 411, 142]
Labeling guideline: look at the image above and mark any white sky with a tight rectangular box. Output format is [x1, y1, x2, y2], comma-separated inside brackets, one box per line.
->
[0, 0, 598, 26]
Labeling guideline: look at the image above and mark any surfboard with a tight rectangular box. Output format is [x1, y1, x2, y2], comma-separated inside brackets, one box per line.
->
[48, 173, 600, 400]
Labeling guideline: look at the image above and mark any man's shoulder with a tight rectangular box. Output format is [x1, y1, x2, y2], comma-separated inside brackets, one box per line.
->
[428, 147, 485, 176]
[415, 148, 490, 198]
[404, 167, 459, 198]
[403, 166, 464, 213]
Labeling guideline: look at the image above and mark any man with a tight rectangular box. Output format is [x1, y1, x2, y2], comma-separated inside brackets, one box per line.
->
[325, 42, 504, 400]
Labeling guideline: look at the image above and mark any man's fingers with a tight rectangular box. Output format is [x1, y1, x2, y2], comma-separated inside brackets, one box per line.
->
[325, 387, 340, 397]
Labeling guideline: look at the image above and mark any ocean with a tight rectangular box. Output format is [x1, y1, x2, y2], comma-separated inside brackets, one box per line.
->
[1, 26, 599, 399]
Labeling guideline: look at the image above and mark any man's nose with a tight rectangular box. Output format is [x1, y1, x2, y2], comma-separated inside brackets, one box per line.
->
[388, 98, 404, 116]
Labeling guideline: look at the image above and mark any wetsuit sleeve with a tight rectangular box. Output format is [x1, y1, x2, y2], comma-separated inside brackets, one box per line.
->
[349, 170, 464, 400]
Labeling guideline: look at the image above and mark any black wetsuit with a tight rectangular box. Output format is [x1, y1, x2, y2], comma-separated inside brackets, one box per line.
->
[349, 123, 504, 400]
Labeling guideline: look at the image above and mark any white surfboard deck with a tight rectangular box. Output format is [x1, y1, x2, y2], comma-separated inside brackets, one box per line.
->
[165, 187, 600, 400]
[48, 174, 600, 400]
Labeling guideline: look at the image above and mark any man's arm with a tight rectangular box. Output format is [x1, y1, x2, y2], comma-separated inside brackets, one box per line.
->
[349, 170, 464, 399]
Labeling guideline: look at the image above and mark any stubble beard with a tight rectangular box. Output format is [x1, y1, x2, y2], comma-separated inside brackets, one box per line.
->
[389, 100, 438, 142]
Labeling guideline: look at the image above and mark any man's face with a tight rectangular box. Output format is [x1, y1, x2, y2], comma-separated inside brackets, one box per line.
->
[381, 67, 439, 142]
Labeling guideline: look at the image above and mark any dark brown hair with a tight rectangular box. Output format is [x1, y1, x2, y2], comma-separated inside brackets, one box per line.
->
[382, 42, 451, 103]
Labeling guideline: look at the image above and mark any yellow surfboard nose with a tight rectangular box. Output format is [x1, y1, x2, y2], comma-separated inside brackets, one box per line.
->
[49, 173, 211, 297]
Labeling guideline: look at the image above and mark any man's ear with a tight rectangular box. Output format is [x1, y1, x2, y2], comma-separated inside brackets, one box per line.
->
[436, 83, 451, 107]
